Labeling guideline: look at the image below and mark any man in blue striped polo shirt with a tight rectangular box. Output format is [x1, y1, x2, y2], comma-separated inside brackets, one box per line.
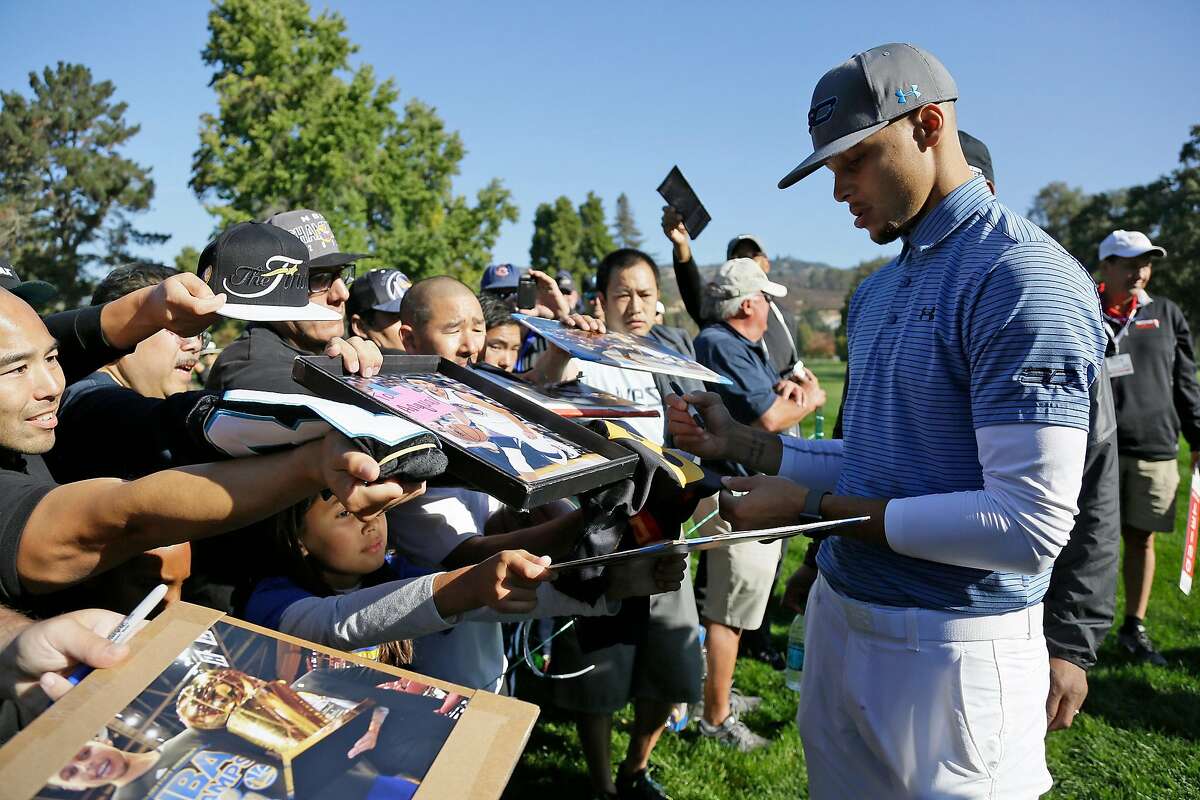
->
[665, 43, 1105, 798]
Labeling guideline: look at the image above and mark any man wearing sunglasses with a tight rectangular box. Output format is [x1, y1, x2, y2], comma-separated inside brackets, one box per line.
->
[205, 208, 370, 395]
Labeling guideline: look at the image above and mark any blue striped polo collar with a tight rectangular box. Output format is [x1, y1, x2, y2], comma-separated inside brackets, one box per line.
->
[903, 175, 994, 254]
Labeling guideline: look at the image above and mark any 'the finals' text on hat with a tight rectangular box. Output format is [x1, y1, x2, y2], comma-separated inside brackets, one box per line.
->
[199, 222, 341, 322]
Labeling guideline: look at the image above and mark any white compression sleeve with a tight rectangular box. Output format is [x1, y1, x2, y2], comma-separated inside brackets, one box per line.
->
[275, 572, 451, 650]
[884, 424, 1086, 575]
[777, 435, 844, 492]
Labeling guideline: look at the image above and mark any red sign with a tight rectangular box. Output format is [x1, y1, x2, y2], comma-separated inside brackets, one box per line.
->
[1181, 467, 1199, 595]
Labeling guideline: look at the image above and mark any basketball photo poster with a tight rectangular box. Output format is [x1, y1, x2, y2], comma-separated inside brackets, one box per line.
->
[344, 372, 607, 481]
[35, 621, 468, 800]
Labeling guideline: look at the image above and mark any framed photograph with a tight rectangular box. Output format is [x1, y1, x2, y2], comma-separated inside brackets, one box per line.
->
[471, 363, 661, 420]
[514, 315, 731, 385]
[292, 355, 639, 509]
[1, 603, 537, 800]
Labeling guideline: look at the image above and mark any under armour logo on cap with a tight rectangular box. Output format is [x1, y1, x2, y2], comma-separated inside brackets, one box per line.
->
[808, 97, 838, 129]
[896, 84, 921, 104]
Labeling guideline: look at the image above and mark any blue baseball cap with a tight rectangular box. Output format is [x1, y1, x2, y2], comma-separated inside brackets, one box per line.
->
[481, 263, 521, 292]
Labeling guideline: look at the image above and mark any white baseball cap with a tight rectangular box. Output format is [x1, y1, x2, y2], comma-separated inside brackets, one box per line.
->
[1099, 230, 1167, 261]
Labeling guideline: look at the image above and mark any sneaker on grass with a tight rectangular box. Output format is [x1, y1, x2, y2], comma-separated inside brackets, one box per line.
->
[1118, 623, 1168, 667]
[697, 713, 769, 752]
[615, 768, 671, 800]
[688, 686, 762, 725]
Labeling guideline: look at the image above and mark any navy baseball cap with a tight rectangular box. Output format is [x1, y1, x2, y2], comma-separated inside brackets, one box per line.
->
[0, 261, 57, 306]
[349, 268, 411, 317]
[481, 263, 521, 292]
[778, 43, 959, 189]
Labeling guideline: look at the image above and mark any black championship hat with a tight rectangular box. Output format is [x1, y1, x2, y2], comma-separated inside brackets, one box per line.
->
[957, 130, 995, 186]
[0, 260, 58, 306]
[265, 208, 369, 270]
[199, 222, 341, 322]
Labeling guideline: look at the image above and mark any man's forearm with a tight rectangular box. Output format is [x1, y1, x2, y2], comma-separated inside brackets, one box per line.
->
[19, 442, 325, 593]
[442, 510, 584, 569]
[752, 395, 813, 434]
[725, 423, 784, 474]
[819, 494, 890, 547]
[98, 285, 159, 350]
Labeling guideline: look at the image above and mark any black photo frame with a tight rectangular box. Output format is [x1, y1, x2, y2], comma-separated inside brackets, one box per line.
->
[293, 355, 639, 509]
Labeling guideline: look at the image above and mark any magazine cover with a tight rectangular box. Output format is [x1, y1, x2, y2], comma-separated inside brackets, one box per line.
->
[342, 372, 607, 482]
[470, 364, 661, 419]
[514, 315, 732, 385]
[33, 620, 469, 800]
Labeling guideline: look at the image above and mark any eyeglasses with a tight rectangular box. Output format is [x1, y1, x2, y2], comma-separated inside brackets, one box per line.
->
[309, 266, 354, 296]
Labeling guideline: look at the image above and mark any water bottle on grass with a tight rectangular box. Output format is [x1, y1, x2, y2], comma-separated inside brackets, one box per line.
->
[785, 613, 805, 692]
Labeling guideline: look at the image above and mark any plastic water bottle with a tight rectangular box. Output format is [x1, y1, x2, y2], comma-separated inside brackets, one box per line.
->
[785, 613, 805, 692]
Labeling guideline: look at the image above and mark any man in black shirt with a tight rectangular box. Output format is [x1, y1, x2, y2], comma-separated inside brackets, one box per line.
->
[1097, 229, 1200, 666]
[207, 208, 369, 394]
[0, 288, 412, 616]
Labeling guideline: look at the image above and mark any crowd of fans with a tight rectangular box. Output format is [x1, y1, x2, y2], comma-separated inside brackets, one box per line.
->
[0, 40, 1194, 800]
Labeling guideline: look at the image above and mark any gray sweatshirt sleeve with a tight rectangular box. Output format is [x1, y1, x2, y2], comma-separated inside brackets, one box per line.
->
[456, 582, 620, 624]
[275, 573, 452, 650]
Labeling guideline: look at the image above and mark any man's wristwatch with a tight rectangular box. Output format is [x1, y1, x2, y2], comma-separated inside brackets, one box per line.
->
[799, 490, 830, 522]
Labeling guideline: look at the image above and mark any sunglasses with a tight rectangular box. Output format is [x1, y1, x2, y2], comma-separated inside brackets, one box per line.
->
[309, 266, 355, 296]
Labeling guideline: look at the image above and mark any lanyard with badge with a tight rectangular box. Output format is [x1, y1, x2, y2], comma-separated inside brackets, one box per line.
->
[1103, 303, 1138, 378]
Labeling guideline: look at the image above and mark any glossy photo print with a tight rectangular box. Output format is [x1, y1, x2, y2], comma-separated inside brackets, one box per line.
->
[36, 621, 468, 800]
[515, 315, 731, 385]
[344, 372, 607, 481]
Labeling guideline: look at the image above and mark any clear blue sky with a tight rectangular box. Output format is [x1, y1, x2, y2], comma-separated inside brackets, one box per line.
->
[3, 0, 1198, 271]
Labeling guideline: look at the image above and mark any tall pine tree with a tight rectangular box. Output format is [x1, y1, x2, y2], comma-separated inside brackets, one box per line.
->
[612, 192, 643, 249]
[578, 191, 615, 270]
[0, 62, 166, 304]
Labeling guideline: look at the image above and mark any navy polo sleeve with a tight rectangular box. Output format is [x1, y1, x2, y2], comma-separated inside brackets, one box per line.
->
[694, 330, 778, 425]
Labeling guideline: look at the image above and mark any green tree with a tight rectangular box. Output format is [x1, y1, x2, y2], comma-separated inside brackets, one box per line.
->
[173, 245, 201, 274]
[189, 0, 516, 286]
[577, 191, 615, 271]
[0, 62, 165, 305]
[529, 196, 585, 274]
[612, 192, 643, 249]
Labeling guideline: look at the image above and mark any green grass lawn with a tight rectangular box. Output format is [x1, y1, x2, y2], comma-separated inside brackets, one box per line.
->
[504, 359, 1200, 798]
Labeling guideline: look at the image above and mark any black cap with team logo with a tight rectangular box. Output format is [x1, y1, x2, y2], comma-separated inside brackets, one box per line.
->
[0, 260, 58, 306]
[198, 222, 341, 322]
[348, 268, 412, 317]
[265, 208, 369, 271]
[778, 43, 959, 189]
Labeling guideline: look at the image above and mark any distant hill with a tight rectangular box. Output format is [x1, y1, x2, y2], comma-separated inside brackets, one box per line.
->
[658, 255, 855, 324]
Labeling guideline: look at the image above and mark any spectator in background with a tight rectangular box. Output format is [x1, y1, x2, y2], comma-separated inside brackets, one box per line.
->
[532, 248, 704, 798]
[1097, 229, 1200, 666]
[660, 216, 799, 380]
[206, 208, 369, 394]
[480, 262, 521, 299]
[690, 259, 821, 751]
[51, 262, 201, 611]
[349, 268, 412, 352]
[479, 293, 523, 373]
[77, 263, 202, 400]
